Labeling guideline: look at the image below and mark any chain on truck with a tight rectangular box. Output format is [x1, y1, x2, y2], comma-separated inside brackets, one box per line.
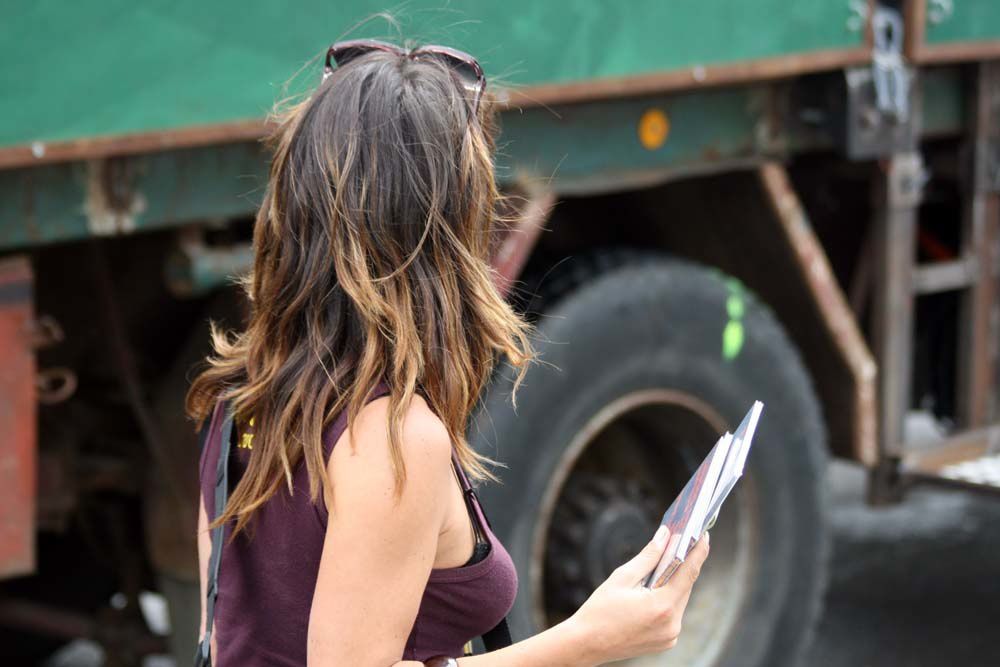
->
[1, 1, 998, 666]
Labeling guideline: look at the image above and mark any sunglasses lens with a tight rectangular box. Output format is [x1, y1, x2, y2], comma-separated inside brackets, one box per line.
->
[328, 40, 402, 72]
[325, 42, 484, 104]
[420, 52, 481, 93]
[449, 58, 481, 92]
[331, 45, 371, 68]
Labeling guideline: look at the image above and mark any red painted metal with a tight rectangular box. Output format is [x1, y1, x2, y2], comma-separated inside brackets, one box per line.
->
[491, 190, 556, 297]
[0, 255, 36, 579]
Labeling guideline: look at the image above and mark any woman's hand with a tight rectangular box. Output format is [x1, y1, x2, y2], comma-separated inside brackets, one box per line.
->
[567, 527, 710, 665]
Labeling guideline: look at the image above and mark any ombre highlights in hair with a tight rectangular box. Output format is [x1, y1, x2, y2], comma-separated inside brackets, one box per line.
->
[186, 46, 533, 536]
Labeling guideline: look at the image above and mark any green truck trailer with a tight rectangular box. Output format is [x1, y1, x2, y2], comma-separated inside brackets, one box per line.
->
[2, 1, 1000, 665]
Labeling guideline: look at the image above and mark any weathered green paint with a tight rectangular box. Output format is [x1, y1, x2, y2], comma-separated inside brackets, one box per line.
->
[0, 5, 983, 254]
[165, 243, 256, 297]
[0, 143, 269, 248]
[0, 63, 978, 253]
[922, 66, 966, 136]
[0, 85, 781, 250]
[499, 87, 770, 194]
[0, 0, 864, 151]
[925, 0, 1000, 46]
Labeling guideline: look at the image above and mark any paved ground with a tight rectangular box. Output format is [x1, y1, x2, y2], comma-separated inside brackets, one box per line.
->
[802, 462, 1000, 667]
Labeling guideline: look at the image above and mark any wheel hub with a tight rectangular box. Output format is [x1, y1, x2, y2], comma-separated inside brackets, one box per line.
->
[545, 474, 658, 611]
[533, 392, 758, 667]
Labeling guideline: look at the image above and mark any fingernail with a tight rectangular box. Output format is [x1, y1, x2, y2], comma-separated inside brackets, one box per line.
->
[704, 531, 711, 546]
[653, 525, 668, 547]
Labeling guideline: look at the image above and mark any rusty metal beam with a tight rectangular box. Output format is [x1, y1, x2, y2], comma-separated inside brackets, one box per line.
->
[912, 256, 979, 294]
[502, 46, 871, 110]
[904, 0, 928, 61]
[871, 153, 925, 460]
[0, 119, 268, 170]
[0, 256, 36, 579]
[904, 467, 1000, 497]
[902, 423, 1000, 473]
[957, 61, 1000, 428]
[912, 41, 1000, 64]
[901, 422, 1000, 495]
[758, 163, 879, 465]
[906, 0, 1000, 64]
[492, 189, 557, 298]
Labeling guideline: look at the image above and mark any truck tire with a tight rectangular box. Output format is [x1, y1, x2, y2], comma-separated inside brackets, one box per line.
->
[471, 255, 829, 667]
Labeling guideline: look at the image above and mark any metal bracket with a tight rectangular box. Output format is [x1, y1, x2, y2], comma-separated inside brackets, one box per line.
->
[871, 6, 909, 122]
[887, 151, 929, 208]
[84, 158, 147, 236]
[839, 5, 917, 159]
[868, 457, 905, 505]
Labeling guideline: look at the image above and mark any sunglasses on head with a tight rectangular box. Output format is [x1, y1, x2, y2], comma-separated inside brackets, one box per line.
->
[323, 39, 487, 113]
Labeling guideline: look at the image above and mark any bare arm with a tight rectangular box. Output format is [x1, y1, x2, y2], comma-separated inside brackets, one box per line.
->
[307, 394, 711, 667]
[307, 396, 454, 665]
[449, 534, 710, 667]
[196, 495, 215, 658]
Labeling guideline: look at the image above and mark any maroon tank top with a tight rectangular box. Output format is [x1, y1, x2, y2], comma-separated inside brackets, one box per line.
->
[198, 386, 518, 665]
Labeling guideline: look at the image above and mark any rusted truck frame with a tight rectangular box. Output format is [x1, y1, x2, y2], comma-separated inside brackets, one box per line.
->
[2, 1, 1000, 666]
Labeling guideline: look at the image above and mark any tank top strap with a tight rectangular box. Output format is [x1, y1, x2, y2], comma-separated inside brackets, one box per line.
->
[321, 381, 392, 457]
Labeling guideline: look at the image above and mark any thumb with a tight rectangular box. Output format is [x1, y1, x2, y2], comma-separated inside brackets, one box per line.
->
[611, 525, 670, 586]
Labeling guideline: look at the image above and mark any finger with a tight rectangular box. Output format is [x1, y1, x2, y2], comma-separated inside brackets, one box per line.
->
[609, 525, 670, 586]
[646, 532, 682, 588]
[672, 567, 698, 616]
[670, 561, 699, 621]
[656, 532, 710, 603]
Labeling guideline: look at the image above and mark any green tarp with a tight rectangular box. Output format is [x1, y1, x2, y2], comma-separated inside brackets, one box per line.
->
[1, 0, 863, 150]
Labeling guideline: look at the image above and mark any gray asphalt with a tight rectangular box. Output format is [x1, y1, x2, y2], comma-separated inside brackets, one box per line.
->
[802, 462, 1000, 667]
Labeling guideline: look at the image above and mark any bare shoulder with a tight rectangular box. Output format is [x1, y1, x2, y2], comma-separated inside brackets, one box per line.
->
[343, 393, 452, 463]
[326, 392, 453, 503]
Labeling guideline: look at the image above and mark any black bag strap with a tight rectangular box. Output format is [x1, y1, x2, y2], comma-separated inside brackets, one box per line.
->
[451, 453, 513, 652]
[194, 400, 235, 667]
[481, 617, 513, 652]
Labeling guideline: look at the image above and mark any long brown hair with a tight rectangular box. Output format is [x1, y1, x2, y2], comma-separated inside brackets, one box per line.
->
[186, 47, 533, 535]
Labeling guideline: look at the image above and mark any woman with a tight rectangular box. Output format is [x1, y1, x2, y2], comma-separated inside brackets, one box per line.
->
[188, 39, 710, 666]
